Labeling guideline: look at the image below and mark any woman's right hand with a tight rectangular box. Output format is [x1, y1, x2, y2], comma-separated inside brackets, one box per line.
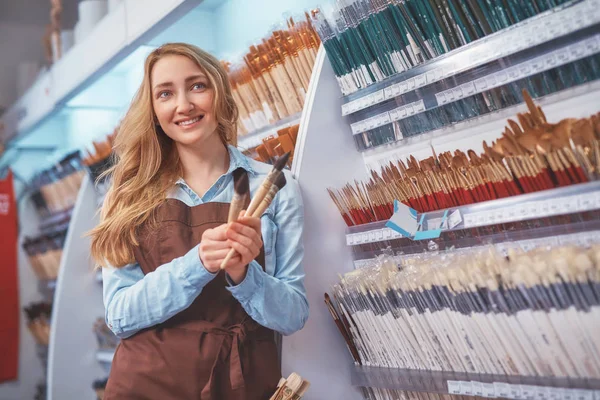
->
[198, 224, 241, 273]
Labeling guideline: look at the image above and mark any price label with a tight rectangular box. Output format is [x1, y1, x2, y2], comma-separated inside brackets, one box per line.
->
[452, 87, 465, 100]
[564, 389, 575, 400]
[462, 82, 476, 96]
[545, 53, 558, 69]
[461, 381, 474, 396]
[391, 83, 402, 97]
[426, 70, 436, 84]
[509, 384, 523, 399]
[495, 382, 511, 398]
[383, 229, 391, 239]
[374, 230, 383, 241]
[446, 89, 456, 102]
[435, 68, 446, 81]
[341, 103, 350, 116]
[475, 213, 486, 227]
[407, 78, 416, 91]
[535, 386, 550, 400]
[517, 205, 530, 220]
[521, 385, 537, 400]
[346, 235, 353, 246]
[508, 67, 521, 81]
[484, 383, 497, 398]
[585, 36, 600, 54]
[475, 78, 489, 92]
[373, 90, 385, 104]
[496, 71, 509, 84]
[549, 200, 562, 215]
[549, 388, 562, 400]
[427, 217, 443, 230]
[464, 213, 476, 228]
[384, 86, 394, 100]
[486, 74, 499, 88]
[448, 381, 462, 395]
[415, 74, 427, 88]
[405, 103, 416, 116]
[519, 63, 532, 76]
[350, 122, 362, 135]
[472, 381, 484, 397]
[414, 100, 426, 113]
[399, 81, 409, 94]
[531, 57, 546, 73]
[398, 106, 408, 119]
[389, 107, 402, 121]
[378, 112, 391, 126]
[579, 194, 594, 211]
[570, 42, 587, 58]
[436, 92, 448, 105]
[556, 48, 572, 64]
[575, 390, 594, 400]
[367, 231, 375, 242]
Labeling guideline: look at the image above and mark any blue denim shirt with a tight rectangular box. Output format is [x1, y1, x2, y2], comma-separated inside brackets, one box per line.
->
[102, 145, 308, 338]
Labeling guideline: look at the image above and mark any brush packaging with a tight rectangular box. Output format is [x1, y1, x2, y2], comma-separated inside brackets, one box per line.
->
[345, 29, 600, 152]
[329, 243, 600, 386]
[312, 0, 594, 96]
[23, 228, 68, 281]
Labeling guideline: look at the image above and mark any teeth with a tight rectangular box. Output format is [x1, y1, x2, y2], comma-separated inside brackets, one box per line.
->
[178, 117, 200, 126]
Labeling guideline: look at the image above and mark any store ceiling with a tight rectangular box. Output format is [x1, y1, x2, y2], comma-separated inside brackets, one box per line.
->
[0, 0, 78, 28]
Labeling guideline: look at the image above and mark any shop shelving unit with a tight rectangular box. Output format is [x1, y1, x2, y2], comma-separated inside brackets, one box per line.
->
[2, 0, 600, 400]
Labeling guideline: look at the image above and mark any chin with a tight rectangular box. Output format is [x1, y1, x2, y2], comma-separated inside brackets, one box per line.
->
[170, 126, 217, 147]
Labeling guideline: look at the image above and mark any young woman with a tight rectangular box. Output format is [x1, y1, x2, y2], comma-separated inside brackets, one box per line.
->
[90, 43, 308, 400]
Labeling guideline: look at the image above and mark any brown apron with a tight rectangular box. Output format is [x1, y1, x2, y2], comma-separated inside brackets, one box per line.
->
[104, 198, 281, 400]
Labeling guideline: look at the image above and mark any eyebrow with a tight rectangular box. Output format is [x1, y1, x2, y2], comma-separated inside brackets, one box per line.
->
[153, 74, 208, 91]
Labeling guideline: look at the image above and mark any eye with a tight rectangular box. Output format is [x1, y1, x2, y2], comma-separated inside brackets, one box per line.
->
[158, 91, 171, 99]
[191, 82, 207, 91]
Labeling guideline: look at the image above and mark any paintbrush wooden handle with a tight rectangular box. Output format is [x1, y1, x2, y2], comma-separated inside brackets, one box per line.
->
[245, 176, 274, 217]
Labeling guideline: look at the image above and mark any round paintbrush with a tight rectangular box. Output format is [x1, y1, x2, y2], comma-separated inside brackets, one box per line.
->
[227, 169, 250, 224]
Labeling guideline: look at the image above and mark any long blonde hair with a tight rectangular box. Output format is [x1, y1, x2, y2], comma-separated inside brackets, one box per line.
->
[90, 43, 238, 267]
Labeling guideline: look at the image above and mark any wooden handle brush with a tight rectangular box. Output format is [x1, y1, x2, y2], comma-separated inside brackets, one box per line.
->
[220, 153, 290, 269]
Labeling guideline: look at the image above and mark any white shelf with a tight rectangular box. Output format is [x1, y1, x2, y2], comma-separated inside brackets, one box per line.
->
[237, 113, 302, 151]
[0, 0, 203, 145]
[345, 181, 600, 246]
[95, 349, 115, 364]
[341, 0, 600, 115]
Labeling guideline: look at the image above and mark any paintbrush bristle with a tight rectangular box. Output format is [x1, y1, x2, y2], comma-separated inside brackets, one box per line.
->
[233, 170, 249, 196]
[274, 172, 287, 190]
[274, 152, 291, 171]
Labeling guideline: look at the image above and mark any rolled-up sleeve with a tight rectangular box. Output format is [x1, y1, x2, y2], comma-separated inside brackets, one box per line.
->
[228, 172, 309, 335]
[102, 244, 217, 338]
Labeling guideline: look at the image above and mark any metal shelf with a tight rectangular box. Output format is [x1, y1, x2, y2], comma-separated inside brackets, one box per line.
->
[96, 349, 115, 364]
[351, 365, 600, 395]
[236, 112, 302, 151]
[346, 181, 600, 246]
[341, 0, 600, 116]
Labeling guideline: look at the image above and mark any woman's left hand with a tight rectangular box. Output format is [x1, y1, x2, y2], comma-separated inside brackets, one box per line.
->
[224, 211, 262, 284]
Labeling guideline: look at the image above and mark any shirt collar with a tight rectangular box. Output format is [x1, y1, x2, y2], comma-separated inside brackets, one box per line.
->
[174, 145, 255, 187]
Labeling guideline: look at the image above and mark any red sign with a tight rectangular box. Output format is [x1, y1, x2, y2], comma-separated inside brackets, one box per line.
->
[0, 169, 19, 382]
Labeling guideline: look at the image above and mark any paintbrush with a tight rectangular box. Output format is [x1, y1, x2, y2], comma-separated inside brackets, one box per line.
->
[220, 153, 290, 269]
[227, 169, 250, 224]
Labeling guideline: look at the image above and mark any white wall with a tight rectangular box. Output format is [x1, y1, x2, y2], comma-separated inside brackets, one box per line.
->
[0, 22, 46, 110]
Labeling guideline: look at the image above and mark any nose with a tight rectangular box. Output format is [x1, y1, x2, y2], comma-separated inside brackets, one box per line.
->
[175, 92, 194, 114]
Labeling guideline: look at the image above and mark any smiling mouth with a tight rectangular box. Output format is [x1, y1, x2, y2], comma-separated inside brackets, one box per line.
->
[176, 115, 204, 126]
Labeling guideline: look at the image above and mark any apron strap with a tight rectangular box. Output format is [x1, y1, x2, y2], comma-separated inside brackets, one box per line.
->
[199, 319, 252, 400]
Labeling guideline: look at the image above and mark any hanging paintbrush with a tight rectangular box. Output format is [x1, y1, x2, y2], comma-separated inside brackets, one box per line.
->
[220, 153, 290, 269]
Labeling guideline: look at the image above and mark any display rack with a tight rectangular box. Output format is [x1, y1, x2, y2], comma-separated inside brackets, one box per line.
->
[237, 112, 302, 151]
[345, 181, 600, 246]
[341, 0, 600, 115]
[351, 366, 600, 395]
